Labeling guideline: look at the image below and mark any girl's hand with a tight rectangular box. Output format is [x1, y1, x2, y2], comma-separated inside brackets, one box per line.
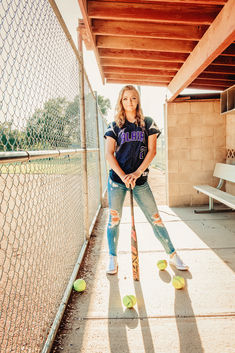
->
[121, 174, 133, 188]
[122, 169, 142, 189]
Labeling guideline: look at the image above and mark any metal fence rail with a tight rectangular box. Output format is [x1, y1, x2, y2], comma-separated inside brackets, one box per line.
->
[0, 1, 108, 352]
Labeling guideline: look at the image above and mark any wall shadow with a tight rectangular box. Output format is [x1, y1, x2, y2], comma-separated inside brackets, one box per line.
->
[171, 208, 235, 273]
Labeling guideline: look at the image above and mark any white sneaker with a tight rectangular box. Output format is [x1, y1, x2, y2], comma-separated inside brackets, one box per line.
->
[106, 255, 118, 274]
[169, 253, 189, 271]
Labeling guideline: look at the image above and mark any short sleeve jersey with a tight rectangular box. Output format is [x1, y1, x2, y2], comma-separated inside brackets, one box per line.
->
[104, 117, 161, 185]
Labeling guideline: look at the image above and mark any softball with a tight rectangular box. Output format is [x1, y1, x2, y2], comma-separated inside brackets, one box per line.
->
[172, 276, 185, 289]
[123, 295, 137, 308]
[73, 279, 86, 292]
[157, 259, 167, 270]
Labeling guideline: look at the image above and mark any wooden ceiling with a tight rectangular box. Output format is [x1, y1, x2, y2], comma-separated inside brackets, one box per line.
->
[78, 0, 235, 100]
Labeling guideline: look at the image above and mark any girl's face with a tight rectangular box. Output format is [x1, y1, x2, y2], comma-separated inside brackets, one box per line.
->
[121, 90, 138, 113]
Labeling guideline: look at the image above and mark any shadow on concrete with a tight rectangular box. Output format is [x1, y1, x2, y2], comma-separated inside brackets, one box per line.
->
[50, 210, 108, 352]
[134, 281, 155, 353]
[170, 266, 204, 353]
[107, 276, 155, 353]
[107, 275, 130, 353]
[171, 208, 235, 273]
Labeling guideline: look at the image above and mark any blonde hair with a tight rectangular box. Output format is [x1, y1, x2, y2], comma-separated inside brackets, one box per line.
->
[114, 85, 145, 128]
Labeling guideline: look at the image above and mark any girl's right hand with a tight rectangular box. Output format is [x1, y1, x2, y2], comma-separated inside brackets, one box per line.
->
[122, 174, 136, 189]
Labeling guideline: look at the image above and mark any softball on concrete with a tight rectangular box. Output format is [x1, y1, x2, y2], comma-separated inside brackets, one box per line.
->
[172, 276, 185, 289]
[73, 279, 86, 292]
[123, 295, 137, 308]
[157, 259, 167, 270]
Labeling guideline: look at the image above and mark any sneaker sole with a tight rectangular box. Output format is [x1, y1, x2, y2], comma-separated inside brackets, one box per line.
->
[106, 270, 118, 275]
[170, 263, 189, 271]
[106, 265, 118, 275]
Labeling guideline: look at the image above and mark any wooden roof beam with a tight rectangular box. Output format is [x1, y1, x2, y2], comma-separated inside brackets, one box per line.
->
[105, 74, 171, 83]
[96, 0, 226, 4]
[101, 58, 182, 70]
[98, 48, 189, 62]
[212, 55, 235, 66]
[92, 19, 207, 41]
[103, 67, 176, 77]
[192, 78, 235, 86]
[88, 1, 221, 25]
[204, 64, 235, 74]
[221, 43, 235, 55]
[198, 73, 235, 80]
[167, 0, 235, 101]
[97, 36, 196, 53]
[188, 84, 225, 90]
[77, 0, 105, 84]
[106, 79, 168, 87]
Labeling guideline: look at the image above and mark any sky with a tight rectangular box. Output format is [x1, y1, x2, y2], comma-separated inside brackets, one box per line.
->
[55, 0, 220, 127]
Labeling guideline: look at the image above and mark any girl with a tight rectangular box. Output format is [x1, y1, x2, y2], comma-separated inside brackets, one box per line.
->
[104, 85, 188, 274]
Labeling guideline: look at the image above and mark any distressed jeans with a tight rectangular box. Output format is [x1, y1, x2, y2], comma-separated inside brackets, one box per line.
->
[107, 177, 176, 256]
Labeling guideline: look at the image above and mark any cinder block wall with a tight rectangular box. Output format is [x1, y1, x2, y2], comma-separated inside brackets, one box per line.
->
[166, 100, 226, 207]
[226, 113, 235, 196]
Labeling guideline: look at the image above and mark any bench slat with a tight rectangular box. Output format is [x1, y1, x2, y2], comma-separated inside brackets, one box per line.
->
[194, 185, 235, 209]
[213, 163, 235, 183]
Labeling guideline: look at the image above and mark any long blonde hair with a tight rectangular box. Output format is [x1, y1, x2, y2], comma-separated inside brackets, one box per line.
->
[114, 85, 145, 128]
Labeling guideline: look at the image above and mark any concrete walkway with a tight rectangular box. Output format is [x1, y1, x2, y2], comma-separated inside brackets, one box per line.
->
[52, 175, 235, 353]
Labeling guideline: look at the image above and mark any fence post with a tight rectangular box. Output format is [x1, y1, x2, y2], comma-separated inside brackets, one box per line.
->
[95, 92, 104, 207]
[78, 24, 89, 240]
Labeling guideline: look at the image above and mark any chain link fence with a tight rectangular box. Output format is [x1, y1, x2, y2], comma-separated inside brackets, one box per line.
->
[0, 0, 107, 352]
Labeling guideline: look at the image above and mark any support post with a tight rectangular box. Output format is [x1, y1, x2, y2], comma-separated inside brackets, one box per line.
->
[78, 23, 89, 240]
[95, 92, 104, 207]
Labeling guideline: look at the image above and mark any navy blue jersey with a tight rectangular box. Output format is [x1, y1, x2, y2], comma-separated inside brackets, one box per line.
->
[104, 117, 161, 185]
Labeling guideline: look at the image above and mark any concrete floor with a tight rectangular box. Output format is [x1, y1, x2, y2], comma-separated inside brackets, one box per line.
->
[52, 200, 235, 353]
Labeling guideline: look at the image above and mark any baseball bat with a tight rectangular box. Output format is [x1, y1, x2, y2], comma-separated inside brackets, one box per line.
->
[130, 187, 140, 281]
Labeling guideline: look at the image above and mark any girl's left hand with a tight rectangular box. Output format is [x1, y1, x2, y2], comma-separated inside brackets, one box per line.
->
[123, 170, 141, 189]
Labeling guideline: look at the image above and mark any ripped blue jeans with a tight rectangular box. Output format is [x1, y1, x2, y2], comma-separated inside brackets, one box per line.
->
[107, 177, 175, 256]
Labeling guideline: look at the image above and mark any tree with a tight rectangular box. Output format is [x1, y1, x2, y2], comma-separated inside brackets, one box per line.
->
[97, 95, 111, 116]
[25, 97, 80, 149]
[0, 122, 25, 151]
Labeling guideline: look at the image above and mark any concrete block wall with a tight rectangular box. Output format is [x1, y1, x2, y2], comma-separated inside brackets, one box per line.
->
[166, 100, 226, 207]
[226, 113, 235, 196]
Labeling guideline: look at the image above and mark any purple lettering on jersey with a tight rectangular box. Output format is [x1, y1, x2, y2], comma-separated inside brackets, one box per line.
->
[120, 130, 145, 144]
[131, 131, 137, 140]
[121, 133, 126, 144]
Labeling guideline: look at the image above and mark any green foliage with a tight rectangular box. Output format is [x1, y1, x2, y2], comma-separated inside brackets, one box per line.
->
[0, 92, 109, 152]
[25, 97, 80, 149]
[98, 95, 111, 116]
[0, 122, 25, 151]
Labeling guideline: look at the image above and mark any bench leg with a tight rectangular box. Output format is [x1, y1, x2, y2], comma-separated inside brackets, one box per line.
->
[194, 197, 234, 214]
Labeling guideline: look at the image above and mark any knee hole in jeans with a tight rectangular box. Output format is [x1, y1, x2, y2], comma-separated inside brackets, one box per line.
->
[151, 212, 164, 227]
[109, 209, 120, 228]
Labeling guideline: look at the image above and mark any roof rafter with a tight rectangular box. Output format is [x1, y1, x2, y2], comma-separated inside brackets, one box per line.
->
[98, 48, 189, 62]
[77, 1, 105, 83]
[92, 19, 207, 41]
[96, 0, 226, 4]
[105, 73, 171, 82]
[103, 66, 176, 76]
[107, 79, 168, 86]
[97, 36, 196, 53]
[88, 1, 222, 25]
[167, 0, 235, 101]
[100, 58, 182, 70]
